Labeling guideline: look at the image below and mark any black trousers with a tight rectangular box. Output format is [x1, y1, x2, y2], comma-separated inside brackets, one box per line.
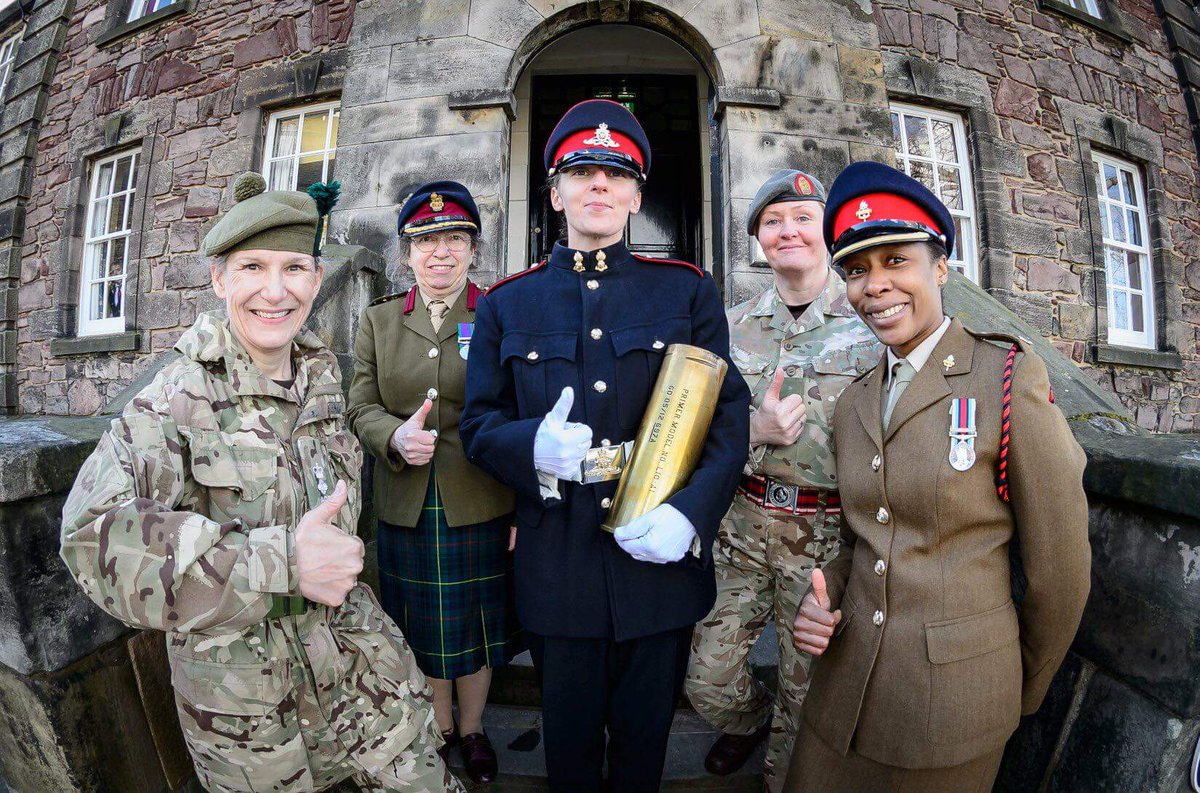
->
[529, 627, 693, 793]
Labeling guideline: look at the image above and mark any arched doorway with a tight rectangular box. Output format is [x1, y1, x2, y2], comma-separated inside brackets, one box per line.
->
[503, 25, 714, 274]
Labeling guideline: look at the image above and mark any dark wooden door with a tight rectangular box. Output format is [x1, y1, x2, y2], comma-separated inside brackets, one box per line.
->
[529, 74, 702, 265]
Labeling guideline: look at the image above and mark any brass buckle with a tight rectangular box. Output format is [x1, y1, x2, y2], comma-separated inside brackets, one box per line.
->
[580, 441, 633, 484]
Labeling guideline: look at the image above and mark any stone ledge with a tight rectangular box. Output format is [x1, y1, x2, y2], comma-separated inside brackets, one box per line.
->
[1092, 343, 1184, 370]
[1036, 0, 1133, 44]
[715, 86, 782, 114]
[1072, 418, 1200, 520]
[94, 0, 191, 49]
[50, 330, 140, 357]
[447, 89, 516, 120]
[0, 416, 109, 503]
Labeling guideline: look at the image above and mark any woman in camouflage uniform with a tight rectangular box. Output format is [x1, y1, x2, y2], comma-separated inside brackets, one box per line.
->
[685, 169, 881, 791]
[60, 173, 463, 793]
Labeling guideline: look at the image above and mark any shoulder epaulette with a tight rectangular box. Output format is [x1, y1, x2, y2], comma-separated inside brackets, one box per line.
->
[486, 260, 548, 295]
[631, 253, 704, 277]
[369, 291, 407, 308]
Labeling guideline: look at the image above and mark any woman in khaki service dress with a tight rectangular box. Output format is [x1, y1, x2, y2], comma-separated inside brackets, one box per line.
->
[348, 181, 518, 785]
[786, 162, 1091, 792]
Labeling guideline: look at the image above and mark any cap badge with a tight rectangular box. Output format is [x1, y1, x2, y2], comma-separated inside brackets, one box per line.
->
[794, 174, 813, 196]
[582, 123, 621, 149]
[856, 200, 872, 221]
[429, 192, 444, 212]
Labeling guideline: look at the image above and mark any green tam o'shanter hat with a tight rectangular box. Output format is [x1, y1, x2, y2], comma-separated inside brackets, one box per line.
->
[201, 173, 340, 258]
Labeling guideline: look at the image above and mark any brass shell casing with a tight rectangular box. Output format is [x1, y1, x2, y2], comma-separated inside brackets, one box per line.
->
[601, 343, 727, 533]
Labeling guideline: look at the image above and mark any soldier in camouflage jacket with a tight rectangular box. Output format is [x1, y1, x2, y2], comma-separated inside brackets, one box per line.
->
[685, 171, 882, 790]
[60, 174, 462, 793]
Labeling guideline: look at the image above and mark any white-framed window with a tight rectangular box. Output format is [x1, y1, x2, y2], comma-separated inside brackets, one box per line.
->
[78, 150, 138, 337]
[127, 0, 178, 22]
[889, 102, 980, 283]
[1093, 152, 1155, 349]
[0, 28, 22, 101]
[262, 101, 340, 192]
[1061, 0, 1102, 17]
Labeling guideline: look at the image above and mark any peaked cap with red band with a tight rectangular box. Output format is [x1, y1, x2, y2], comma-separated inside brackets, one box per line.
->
[824, 161, 954, 265]
[397, 180, 480, 237]
[544, 99, 651, 180]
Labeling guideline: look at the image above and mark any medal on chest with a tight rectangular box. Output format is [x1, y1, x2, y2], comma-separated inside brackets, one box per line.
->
[948, 397, 977, 471]
[458, 322, 473, 360]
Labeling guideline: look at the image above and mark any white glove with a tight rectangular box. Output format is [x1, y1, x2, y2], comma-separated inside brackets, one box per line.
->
[613, 504, 697, 564]
[534, 387, 593, 481]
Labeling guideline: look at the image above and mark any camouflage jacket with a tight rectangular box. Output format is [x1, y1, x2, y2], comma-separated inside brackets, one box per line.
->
[60, 312, 435, 792]
[728, 268, 882, 490]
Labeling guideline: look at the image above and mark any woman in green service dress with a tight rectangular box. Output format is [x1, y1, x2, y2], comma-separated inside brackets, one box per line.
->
[786, 162, 1091, 792]
[348, 180, 517, 785]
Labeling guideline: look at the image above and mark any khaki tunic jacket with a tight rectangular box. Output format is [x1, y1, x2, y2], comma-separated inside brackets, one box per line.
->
[801, 319, 1091, 769]
[349, 282, 514, 527]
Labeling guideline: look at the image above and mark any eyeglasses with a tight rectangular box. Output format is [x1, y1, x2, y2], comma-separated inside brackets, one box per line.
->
[411, 232, 473, 253]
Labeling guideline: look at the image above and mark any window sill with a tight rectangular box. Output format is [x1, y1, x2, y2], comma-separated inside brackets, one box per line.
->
[95, 1, 190, 48]
[51, 331, 140, 357]
[1092, 343, 1183, 370]
[1036, 0, 1132, 44]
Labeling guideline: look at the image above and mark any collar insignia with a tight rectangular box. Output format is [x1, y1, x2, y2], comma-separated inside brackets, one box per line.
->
[582, 123, 621, 149]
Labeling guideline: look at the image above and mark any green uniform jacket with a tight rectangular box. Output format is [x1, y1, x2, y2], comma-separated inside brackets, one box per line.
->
[59, 312, 437, 793]
[348, 282, 514, 527]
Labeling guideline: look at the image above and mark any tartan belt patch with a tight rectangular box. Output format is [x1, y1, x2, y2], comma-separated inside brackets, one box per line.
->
[738, 474, 840, 515]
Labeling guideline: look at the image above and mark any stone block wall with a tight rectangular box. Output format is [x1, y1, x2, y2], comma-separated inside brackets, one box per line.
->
[15, 0, 355, 415]
[875, 0, 1200, 431]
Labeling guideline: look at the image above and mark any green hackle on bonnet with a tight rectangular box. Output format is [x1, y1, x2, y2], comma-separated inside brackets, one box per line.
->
[307, 180, 341, 256]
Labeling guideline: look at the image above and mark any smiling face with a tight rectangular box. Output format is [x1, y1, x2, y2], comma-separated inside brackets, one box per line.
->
[756, 201, 826, 279]
[407, 230, 475, 298]
[550, 164, 643, 249]
[842, 241, 948, 357]
[211, 249, 322, 367]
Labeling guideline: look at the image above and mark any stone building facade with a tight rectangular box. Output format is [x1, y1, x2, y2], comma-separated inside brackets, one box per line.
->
[5, 0, 1200, 430]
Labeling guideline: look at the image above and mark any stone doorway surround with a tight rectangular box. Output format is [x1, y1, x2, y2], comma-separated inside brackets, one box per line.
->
[332, 0, 894, 301]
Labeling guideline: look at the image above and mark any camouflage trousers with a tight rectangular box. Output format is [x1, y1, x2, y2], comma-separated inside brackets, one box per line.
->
[685, 492, 842, 793]
[351, 740, 465, 792]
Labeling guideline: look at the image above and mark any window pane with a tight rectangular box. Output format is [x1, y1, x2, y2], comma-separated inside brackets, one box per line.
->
[267, 160, 292, 191]
[114, 156, 133, 192]
[109, 237, 127, 278]
[300, 110, 329, 154]
[1109, 205, 1126, 243]
[296, 155, 324, 191]
[938, 166, 962, 210]
[909, 160, 934, 191]
[890, 112, 901, 152]
[1112, 291, 1129, 330]
[104, 279, 123, 320]
[1098, 201, 1108, 239]
[1103, 163, 1120, 200]
[932, 120, 957, 162]
[1120, 168, 1137, 206]
[89, 200, 108, 238]
[90, 282, 105, 322]
[94, 162, 114, 199]
[1106, 246, 1127, 287]
[903, 114, 930, 158]
[86, 241, 107, 283]
[1126, 209, 1142, 246]
[1126, 251, 1142, 290]
[272, 117, 299, 158]
[330, 110, 340, 147]
[108, 193, 127, 234]
[1130, 293, 1144, 332]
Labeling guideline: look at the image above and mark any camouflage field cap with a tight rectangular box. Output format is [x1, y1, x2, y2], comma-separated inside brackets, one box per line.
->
[202, 172, 320, 257]
[746, 169, 827, 236]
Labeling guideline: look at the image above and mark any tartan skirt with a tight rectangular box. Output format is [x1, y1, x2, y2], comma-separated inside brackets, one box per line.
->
[376, 472, 520, 680]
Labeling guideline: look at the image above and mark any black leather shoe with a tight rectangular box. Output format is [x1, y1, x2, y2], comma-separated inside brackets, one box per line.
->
[703, 722, 771, 776]
[461, 731, 499, 784]
[437, 724, 459, 763]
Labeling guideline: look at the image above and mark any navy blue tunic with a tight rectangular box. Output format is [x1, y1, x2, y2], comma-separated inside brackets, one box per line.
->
[461, 240, 751, 641]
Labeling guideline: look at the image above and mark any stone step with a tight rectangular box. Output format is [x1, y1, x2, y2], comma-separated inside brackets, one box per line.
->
[445, 704, 765, 792]
[490, 621, 782, 708]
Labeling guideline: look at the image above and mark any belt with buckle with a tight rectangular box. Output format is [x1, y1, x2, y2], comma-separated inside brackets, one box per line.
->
[268, 594, 314, 619]
[738, 474, 840, 515]
[580, 440, 634, 484]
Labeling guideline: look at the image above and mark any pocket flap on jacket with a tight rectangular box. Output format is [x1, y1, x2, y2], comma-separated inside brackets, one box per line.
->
[925, 602, 1019, 664]
[187, 429, 277, 501]
[609, 316, 690, 357]
[500, 331, 577, 364]
[813, 342, 880, 376]
[171, 657, 287, 716]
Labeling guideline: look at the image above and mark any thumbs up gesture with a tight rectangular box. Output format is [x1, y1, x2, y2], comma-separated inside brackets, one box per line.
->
[295, 480, 365, 607]
[791, 567, 842, 656]
[533, 387, 593, 481]
[389, 398, 437, 466]
[750, 368, 807, 447]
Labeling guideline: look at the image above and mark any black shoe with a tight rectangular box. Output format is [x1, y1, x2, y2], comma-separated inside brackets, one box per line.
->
[703, 722, 770, 776]
[461, 731, 498, 784]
